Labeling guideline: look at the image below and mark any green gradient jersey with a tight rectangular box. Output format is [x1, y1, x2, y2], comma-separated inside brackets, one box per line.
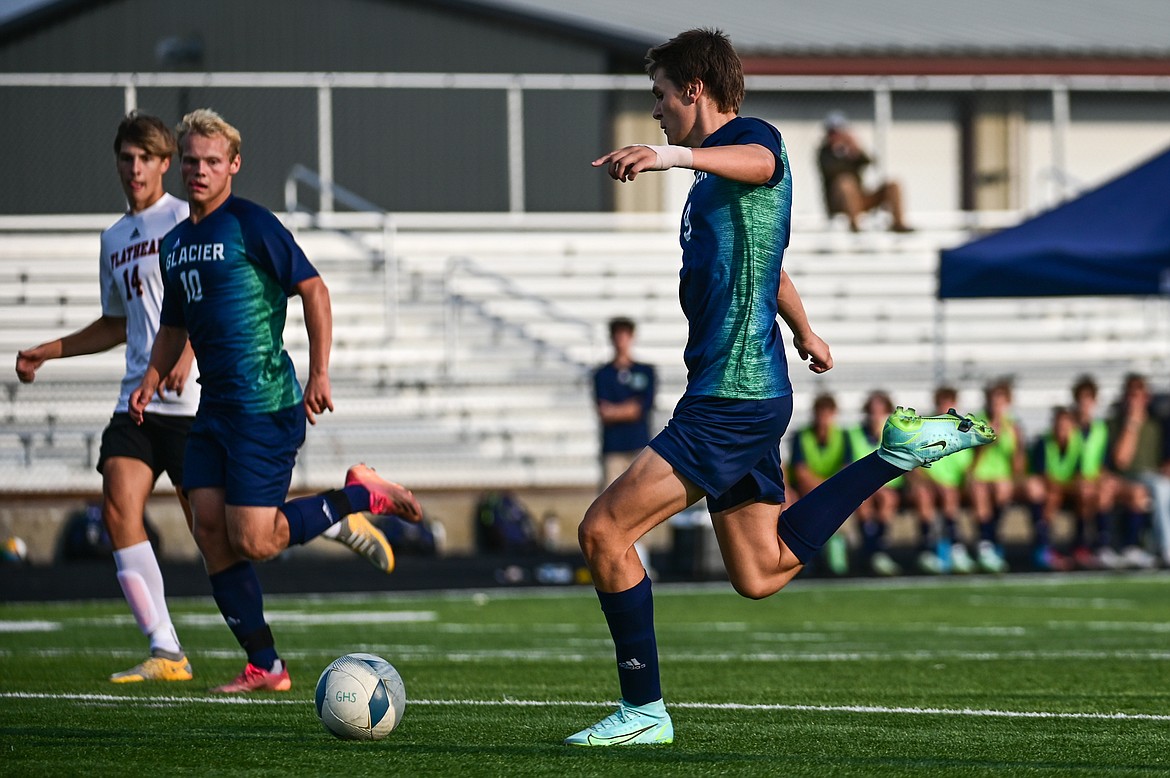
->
[679, 117, 793, 400]
[158, 195, 318, 412]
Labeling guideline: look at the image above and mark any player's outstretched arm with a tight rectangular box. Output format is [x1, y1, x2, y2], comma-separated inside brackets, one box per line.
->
[592, 142, 773, 185]
[777, 270, 832, 374]
[128, 324, 187, 424]
[296, 275, 334, 425]
[15, 315, 126, 383]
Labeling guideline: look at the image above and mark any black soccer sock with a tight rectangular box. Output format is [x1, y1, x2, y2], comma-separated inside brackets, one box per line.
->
[777, 453, 902, 563]
[597, 575, 661, 706]
[209, 561, 278, 670]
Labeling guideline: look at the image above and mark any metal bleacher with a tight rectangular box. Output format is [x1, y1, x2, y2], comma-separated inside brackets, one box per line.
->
[2, 212, 1169, 493]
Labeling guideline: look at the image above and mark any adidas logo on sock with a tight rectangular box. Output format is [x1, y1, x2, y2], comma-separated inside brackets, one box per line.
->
[617, 657, 647, 670]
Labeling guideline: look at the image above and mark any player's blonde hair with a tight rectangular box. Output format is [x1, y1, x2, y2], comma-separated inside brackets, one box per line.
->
[176, 108, 241, 160]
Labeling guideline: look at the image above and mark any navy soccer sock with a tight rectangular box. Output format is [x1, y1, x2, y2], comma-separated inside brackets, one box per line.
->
[597, 575, 661, 706]
[861, 518, 886, 555]
[777, 453, 902, 563]
[209, 561, 278, 671]
[1030, 503, 1050, 549]
[1121, 511, 1147, 548]
[1095, 512, 1114, 549]
[282, 486, 370, 546]
[941, 515, 958, 543]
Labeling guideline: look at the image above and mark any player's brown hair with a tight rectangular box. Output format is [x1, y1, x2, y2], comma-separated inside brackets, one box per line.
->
[113, 111, 177, 158]
[176, 108, 242, 160]
[1072, 374, 1098, 400]
[645, 28, 745, 115]
[934, 385, 959, 407]
[608, 316, 636, 338]
[863, 390, 894, 415]
[812, 392, 837, 414]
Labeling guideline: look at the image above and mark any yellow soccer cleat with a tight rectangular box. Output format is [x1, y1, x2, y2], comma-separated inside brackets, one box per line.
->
[110, 651, 193, 683]
[331, 513, 396, 574]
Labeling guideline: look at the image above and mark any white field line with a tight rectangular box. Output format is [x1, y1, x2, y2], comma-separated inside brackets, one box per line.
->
[5, 647, 1170, 662]
[7, 617, 1165, 639]
[12, 570, 1165, 609]
[3, 691, 1169, 722]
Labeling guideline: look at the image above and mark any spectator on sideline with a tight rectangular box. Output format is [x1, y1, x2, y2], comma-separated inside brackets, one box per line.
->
[968, 379, 1022, 573]
[847, 390, 905, 576]
[816, 111, 912, 233]
[1023, 406, 1080, 571]
[907, 386, 976, 574]
[593, 317, 657, 490]
[1107, 373, 1166, 567]
[789, 393, 850, 574]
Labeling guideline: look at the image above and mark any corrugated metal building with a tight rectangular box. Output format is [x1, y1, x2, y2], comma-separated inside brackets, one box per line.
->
[2, 0, 1169, 216]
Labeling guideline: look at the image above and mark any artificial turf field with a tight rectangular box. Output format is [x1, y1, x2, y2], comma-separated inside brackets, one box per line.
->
[2, 573, 1169, 776]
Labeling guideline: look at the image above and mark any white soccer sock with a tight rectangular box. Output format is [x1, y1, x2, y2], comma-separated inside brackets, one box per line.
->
[113, 540, 182, 655]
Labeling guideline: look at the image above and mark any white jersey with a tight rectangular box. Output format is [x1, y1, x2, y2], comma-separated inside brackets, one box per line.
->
[99, 193, 200, 415]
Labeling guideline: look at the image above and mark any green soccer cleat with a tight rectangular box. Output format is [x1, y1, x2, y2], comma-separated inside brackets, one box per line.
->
[877, 407, 996, 470]
[564, 699, 674, 746]
[109, 649, 193, 683]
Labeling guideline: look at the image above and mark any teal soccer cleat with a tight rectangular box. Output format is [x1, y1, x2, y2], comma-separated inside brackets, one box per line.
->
[564, 699, 674, 746]
[877, 407, 996, 470]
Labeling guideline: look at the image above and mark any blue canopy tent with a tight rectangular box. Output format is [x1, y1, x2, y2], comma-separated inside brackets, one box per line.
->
[939, 146, 1170, 298]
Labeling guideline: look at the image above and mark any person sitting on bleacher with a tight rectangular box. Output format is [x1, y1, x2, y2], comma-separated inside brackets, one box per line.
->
[968, 379, 1022, 574]
[1106, 373, 1164, 569]
[907, 386, 975, 574]
[788, 392, 849, 574]
[1023, 406, 1083, 572]
[1061, 375, 1148, 570]
[847, 390, 904, 576]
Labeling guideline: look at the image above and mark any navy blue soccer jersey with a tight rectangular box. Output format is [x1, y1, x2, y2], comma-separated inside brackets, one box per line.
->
[593, 361, 657, 453]
[159, 195, 318, 413]
[678, 116, 793, 401]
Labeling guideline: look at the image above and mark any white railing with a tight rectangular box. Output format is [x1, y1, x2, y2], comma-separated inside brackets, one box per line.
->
[4, 71, 1170, 213]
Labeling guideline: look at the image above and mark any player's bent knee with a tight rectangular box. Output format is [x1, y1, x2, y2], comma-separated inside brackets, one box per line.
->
[231, 533, 282, 562]
[578, 509, 628, 566]
[729, 576, 782, 601]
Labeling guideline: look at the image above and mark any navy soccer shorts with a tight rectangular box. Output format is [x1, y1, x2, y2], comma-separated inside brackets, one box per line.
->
[183, 403, 306, 507]
[649, 393, 793, 513]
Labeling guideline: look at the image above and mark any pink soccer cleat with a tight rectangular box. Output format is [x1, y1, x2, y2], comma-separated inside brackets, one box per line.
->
[210, 662, 291, 693]
[345, 464, 422, 522]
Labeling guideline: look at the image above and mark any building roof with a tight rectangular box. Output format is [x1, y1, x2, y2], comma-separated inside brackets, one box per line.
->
[4, 0, 1170, 74]
[475, 0, 1170, 58]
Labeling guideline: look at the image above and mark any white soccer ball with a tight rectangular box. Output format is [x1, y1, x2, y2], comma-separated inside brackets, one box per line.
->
[314, 652, 406, 740]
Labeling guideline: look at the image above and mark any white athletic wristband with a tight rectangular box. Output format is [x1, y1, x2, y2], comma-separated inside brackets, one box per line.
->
[639, 144, 694, 170]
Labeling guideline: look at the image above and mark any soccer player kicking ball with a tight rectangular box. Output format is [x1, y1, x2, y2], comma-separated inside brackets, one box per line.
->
[129, 108, 422, 693]
[17, 113, 198, 684]
[567, 29, 995, 746]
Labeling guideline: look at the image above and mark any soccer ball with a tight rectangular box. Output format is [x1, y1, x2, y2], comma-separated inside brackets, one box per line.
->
[315, 653, 406, 740]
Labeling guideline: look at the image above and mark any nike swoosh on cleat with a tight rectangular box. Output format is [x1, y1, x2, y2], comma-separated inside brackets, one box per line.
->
[586, 724, 657, 745]
[922, 441, 947, 450]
